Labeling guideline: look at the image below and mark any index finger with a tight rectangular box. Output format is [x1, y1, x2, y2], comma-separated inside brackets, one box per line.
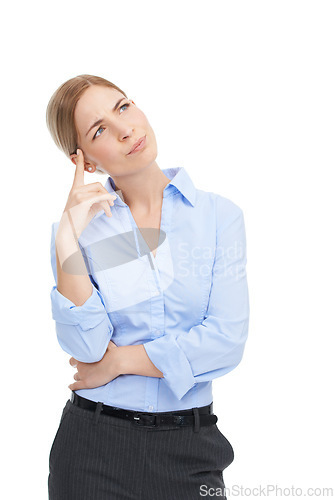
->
[72, 148, 85, 188]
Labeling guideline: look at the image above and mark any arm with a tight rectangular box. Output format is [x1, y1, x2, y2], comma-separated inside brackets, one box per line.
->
[67, 342, 163, 392]
[50, 221, 114, 363]
[132, 203, 250, 401]
[117, 344, 164, 378]
[55, 211, 94, 306]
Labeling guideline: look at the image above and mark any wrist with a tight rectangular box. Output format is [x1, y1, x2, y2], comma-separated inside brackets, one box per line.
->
[114, 345, 127, 376]
[55, 215, 88, 276]
[58, 211, 75, 237]
[115, 344, 164, 378]
[107, 343, 125, 377]
[55, 216, 79, 254]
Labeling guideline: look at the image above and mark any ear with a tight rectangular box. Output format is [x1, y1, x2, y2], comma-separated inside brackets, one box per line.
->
[70, 153, 96, 172]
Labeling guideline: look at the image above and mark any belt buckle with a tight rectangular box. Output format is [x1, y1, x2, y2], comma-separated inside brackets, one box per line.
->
[133, 412, 157, 428]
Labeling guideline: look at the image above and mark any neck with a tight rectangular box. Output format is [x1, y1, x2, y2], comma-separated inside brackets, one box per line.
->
[111, 161, 171, 213]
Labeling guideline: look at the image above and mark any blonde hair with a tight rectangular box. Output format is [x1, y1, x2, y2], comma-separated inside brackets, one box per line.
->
[45, 74, 128, 174]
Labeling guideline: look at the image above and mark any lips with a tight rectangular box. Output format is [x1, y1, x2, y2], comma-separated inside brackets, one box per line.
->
[128, 136, 146, 154]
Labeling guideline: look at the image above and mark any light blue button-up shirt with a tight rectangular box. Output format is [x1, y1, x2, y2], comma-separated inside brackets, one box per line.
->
[50, 166, 250, 412]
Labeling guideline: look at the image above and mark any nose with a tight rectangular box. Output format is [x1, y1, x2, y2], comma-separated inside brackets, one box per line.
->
[119, 126, 133, 142]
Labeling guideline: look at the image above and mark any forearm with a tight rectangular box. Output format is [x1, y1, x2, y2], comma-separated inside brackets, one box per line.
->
[117, 344, 164, 378]
[55, 212, 93, 306]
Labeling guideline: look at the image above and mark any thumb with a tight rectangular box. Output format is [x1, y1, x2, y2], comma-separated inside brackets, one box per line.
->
[68, 382, 84, 391]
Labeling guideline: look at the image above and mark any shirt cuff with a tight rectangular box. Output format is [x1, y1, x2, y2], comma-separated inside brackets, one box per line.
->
[143, 335, 196, 401]
[50, 284, 109, 331]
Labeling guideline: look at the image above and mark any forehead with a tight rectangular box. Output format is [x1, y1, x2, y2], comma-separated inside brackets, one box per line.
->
[75, 85, 125, 133]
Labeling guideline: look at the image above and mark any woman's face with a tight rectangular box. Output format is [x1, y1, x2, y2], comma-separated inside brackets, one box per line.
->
[72, 85, 158, 175]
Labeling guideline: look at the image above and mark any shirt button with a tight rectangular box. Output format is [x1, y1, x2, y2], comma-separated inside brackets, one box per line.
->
[148, 405, 154, 411]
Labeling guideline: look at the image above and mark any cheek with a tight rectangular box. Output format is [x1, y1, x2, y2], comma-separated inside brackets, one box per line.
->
[135, 108, 151, 127]
[96, 142, 118, 162]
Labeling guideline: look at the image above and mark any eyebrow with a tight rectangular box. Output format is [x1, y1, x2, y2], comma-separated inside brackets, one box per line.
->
[85, 97, 126, 137]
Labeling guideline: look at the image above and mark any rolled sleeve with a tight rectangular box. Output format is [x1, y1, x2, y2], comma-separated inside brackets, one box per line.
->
[143, 335, 196, 401]
[143, 204, 250, 401]
[50, 222, 114, 363]
[50, 284, 110, 331]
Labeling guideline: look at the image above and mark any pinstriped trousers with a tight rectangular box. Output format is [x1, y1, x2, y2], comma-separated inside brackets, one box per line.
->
[48, 398, 234, 499]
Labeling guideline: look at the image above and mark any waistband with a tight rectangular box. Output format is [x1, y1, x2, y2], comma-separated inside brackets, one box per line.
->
[70, 392, 218, 432]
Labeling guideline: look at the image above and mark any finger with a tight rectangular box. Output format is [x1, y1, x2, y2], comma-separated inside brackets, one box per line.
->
[69, 192, 115, 216]
[73, 372, 80, 381]
[80, 187, 115, 217]
[68, 382, 84, 391]
[74, 191, 116, 205]
[79, 182, 117, 197]
[69, 192, 115, 220]
[79, 185, 117, 210]
[72, 149, 85, 189]
[69, 357, 78, 368]
[89, 199, 113, 218]
[100, 199, 113, 217]
[87, 193, 117, 214]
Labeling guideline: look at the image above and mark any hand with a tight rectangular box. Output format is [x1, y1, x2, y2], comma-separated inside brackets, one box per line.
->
[68, 340, 121, 391]
[60, 148, 117, 240]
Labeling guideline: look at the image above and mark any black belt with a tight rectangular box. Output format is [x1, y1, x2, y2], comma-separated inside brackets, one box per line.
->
[70, 392, 218, 429]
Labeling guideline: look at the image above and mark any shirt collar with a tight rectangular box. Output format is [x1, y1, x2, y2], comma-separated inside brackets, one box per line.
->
[103, 166, 197, 209]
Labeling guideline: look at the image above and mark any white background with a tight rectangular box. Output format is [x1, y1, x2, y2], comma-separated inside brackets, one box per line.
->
[1, 0, 333, 498]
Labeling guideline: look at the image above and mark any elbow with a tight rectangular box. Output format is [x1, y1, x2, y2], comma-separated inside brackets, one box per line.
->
[227, 337, 248, 372]
[56, 335, 110, 363]
[88, 340, 111, 363]
[55, 321, 113, 363]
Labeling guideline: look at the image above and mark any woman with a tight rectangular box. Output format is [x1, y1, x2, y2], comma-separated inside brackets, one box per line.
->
[46, 74, 250, 500]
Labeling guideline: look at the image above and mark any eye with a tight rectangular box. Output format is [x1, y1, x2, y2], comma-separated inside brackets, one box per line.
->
[92, 101, 131, 140]
[93, 126, 104, 140]
[119, 102, 130, 113]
